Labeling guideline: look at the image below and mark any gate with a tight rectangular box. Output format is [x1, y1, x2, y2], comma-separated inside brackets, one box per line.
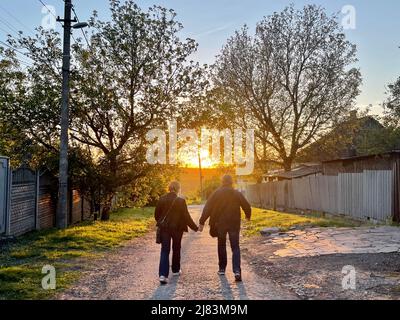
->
[0, 156, 9, 234]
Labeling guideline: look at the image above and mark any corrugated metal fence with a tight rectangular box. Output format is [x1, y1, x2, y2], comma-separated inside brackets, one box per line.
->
[246, 170, 393, 222]
[0, 157, 9, 234]
[1, 162, 93, 237]
[9, 166, 38, 235]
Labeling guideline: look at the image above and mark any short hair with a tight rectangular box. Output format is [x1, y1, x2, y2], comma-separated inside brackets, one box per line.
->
[168, 181, 181, 193]
[221, 174, 233, 186]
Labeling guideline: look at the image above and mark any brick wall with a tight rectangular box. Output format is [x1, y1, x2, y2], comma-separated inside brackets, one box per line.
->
[70, 190, 82, 224]
[38, 186, 56, 230]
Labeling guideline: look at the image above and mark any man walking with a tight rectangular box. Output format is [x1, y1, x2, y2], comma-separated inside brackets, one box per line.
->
[198, 175, 251, 281]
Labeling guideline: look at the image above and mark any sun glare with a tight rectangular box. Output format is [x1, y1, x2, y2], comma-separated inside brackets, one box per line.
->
[178, 149, 218, 168]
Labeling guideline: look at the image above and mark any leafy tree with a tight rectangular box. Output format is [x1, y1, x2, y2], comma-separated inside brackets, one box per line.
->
[0, 0, 205, 221]
[385, 77, 400, 119]
[213, 4, 362, 171]
[69, 1, 204, 219]
[297, 111, 391, 161]
[0, 48, 34, 166]
[202, 175, 221, 199]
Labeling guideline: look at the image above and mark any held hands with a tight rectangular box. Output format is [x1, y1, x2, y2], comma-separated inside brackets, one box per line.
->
[198, 224, 204, 232]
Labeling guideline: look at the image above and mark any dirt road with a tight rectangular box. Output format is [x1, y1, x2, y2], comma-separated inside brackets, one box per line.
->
[59, 205, 294, 300]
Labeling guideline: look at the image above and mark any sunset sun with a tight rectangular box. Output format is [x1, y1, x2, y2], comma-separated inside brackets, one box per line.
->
[179, 149, 217, 168]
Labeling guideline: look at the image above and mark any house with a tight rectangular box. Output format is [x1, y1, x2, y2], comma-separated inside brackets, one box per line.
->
[321, 151, 400, 222]
[262, 163, 321, 182]
[236, 176, 257, 193]
[298, 112, 386, 162]
[247, 151, 400, 222]
[322, 151, 400, 175]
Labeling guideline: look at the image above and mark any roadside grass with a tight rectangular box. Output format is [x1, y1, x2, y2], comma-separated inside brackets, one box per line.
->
[0, 207, 154, 300]
[243, 207, 366, 237]
[185, 195, 204, 205]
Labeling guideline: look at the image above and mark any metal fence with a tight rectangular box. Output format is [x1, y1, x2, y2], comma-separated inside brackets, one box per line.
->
[0, 160, 92, 237]
[0, 157, 9, 234]
[9, 166, 38, 236]
[246, 170, 393, 222]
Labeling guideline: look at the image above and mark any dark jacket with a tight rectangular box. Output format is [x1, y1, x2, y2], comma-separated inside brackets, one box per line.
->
[154, 192, 198, 232]
[199, 186, 251, 232]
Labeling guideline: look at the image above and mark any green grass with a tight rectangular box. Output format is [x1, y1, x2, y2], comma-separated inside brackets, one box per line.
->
[185, 195, 205, 205]
[0, 207, 154, 300]
[242, 207, 366, 237]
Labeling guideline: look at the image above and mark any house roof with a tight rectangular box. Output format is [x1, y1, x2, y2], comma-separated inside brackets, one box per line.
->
[297, 115, 385, 162]
[264, 164, 322, 180]
[322, 150, 400, 163]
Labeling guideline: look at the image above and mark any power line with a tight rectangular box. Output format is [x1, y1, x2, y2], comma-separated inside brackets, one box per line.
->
[0, 25, 15, 37]
[0, 49, 33, 68]
[0, 4, 36, 35]
[71, 5, 90, 48]
[37, 0, 64, 29]
[0, 39, 34, 67]
[38, 0, 57, 20]
[0, 17, 21, 37]
[0, 39, 31, 59]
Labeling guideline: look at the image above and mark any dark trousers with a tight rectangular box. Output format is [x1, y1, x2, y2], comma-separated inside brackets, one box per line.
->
[217, 229, 241, 273]
[159, 228, 183, 277]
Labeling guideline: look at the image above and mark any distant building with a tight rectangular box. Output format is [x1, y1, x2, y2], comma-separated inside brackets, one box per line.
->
[320, 151, 400, 222]
[237, 176, 257, 193]
[251, 151, 400, 223]
[262, 163, 321, 182]
[298, 113, 385, 162]
[321, 150, 400, 175]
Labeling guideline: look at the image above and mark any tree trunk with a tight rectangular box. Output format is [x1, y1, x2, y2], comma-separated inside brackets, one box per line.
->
[101, 155, 118, 221]
[101, 204, 111, 221]
[283, 159, 293, 172]
[101, 193, 114, 221]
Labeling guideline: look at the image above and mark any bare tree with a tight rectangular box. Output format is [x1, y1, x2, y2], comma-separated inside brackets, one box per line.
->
[214, 4, 361, 170]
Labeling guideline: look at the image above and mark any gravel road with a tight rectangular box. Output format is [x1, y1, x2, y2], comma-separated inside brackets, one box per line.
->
[58, 205, 294, 300]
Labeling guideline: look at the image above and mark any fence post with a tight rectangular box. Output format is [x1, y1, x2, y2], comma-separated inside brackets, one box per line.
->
[284, 180, 289, 211]
[35, 170, 40, 230]
[5, 167, 12, 236]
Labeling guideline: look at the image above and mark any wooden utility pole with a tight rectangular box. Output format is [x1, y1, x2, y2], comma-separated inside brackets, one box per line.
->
[56, 0, 75, 228]
[198, 149, 203, 200]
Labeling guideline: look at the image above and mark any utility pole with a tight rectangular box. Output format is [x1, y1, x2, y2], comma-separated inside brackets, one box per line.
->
[198, 149, 203, 201]
[56, 0, 75, 229]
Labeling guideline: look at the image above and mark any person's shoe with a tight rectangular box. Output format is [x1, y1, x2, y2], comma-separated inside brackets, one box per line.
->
[234, 272, 242, 282]
[218, 269, 225, 275]
[172, 269, 182, 276]
[159, 276, 168, 284]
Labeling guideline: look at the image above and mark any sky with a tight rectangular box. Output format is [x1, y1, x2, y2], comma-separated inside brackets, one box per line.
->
[0, 0, 399, 115]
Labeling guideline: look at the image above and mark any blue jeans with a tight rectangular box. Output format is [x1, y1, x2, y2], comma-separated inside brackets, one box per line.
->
[218, 229, 241, 274]
[159, 228, 183, 277]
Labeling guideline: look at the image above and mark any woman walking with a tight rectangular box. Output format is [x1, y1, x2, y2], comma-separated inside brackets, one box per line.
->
[154, 181, 198, 284]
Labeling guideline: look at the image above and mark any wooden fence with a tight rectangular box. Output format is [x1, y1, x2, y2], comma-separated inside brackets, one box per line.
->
[246, 170, 393, 222]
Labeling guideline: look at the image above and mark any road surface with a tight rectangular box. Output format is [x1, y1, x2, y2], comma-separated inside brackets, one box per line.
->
[59, 205, 294, 300]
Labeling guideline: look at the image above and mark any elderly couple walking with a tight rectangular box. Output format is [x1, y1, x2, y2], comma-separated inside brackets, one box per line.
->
[154, 175, 251, 285]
